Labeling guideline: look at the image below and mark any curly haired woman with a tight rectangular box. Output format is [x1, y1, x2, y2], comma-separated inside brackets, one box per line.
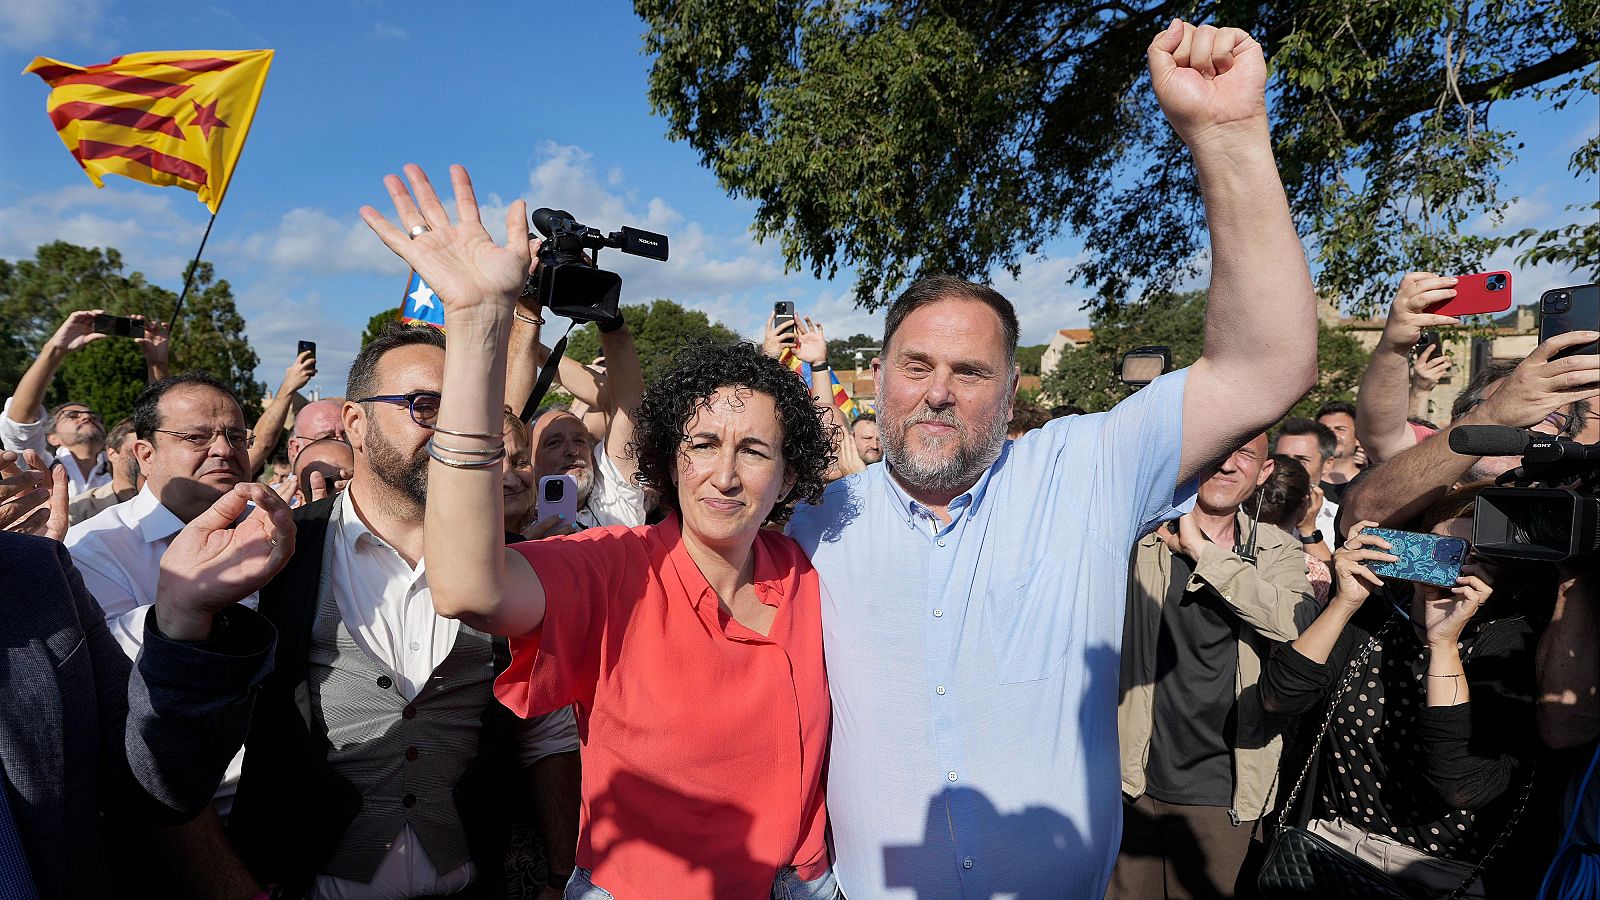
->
[360, 163, 842, 900]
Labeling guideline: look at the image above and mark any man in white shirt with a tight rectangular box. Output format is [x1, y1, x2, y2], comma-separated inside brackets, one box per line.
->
[66, 416, 142, 524]
[2, 309, 168, 495]
[1270, 417, 1341, 552]
[222, 323, 580, 900]
[528, 407, 648, 529]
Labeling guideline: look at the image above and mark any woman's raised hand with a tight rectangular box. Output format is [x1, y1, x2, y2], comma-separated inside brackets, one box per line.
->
[1329, 522, 1394, 609]
[360, 164, 530, 322]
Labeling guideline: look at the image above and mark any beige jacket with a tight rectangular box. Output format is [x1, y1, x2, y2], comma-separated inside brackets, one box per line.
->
[1118, 513, 1318, 820]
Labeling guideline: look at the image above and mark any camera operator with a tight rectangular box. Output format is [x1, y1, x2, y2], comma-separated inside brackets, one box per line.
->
[1355, 273, 1463, 466]
[505, 238, 650, 531]
[2, 310, 168, 496]
[1340, 329, 1599, 536]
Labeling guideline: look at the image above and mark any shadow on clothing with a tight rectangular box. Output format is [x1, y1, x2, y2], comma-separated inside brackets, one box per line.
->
[583, 767, 761, 898]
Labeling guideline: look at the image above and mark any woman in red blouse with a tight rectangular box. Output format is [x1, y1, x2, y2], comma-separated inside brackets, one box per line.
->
[361, 164, 840, 900]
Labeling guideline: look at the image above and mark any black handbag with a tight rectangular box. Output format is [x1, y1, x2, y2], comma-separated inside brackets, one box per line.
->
[1257, 618, 1532, 900]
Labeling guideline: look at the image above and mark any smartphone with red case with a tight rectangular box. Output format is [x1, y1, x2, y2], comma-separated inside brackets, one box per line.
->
[1424, 271, 1513, 317]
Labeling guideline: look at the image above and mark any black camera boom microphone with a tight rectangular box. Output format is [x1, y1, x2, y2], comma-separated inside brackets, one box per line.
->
[1449, 425, 1531, 456]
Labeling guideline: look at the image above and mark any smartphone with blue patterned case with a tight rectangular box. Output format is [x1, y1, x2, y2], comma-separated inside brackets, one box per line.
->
[1359, 527, 1468, 588]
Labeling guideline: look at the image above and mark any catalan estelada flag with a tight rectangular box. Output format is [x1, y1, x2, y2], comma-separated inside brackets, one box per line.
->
[779, 348, 859, 423]
[25, 49, 273, 213]
[400, 270, 445, 328]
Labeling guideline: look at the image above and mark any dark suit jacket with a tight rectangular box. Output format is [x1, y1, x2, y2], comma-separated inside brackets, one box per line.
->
[231, 497, 531, 898]
[0, 531, 275, 900]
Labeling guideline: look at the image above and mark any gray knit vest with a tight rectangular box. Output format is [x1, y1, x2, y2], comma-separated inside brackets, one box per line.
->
[305, 508, 499, 882]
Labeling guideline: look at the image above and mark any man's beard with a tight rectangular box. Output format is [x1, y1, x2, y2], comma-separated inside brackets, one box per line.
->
[882, 405, 1007, 495]
[365, 421, 428, 509]
[860, 448, 883, 464]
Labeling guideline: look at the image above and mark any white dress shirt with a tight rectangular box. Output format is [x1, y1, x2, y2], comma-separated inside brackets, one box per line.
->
[1316, 497, 1340, 551]
[2, 396, 113, 496]
[578, 439, 648, 529]
[312, 491, 577, 900]
[65, 486, 257, 813]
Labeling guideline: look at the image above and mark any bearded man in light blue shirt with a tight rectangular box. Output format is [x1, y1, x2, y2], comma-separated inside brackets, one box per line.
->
[786, 18, 1319, 899]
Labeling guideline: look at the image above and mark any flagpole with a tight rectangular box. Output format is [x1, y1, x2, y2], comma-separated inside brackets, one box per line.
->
[166, 210, 219, 347]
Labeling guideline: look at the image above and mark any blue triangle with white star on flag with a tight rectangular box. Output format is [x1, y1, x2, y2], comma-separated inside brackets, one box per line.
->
[399, 270, 445, 328]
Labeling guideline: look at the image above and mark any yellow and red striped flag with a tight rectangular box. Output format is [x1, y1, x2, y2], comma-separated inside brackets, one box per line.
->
[25, 49, 273, 213]
[779, 348, 860, 423]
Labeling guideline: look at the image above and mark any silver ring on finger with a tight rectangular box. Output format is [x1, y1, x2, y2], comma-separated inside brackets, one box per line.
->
[408, 223, 432, 239]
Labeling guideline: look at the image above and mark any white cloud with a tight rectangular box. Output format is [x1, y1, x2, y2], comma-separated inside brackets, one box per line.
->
[371, 22, 408, 40]
[221, 207, 406, 277]
[0, 0, 106, 49]
[0, 184, 203, 276]
[234, 281, 367, 399]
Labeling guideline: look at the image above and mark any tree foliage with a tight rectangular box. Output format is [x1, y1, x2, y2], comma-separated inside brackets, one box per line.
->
[1043, 290, 1368, 416]
[362, 308, 402, 347]
[638, 0, 1598, 317]
[561, 298, 743, 385]
[59, 338, 147, 427]
[0, 242, 263, 413]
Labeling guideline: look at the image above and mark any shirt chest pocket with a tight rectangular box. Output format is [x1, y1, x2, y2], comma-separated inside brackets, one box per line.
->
[984, 577, 1069, 684]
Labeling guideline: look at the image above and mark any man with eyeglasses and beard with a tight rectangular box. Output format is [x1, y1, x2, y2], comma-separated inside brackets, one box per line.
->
[210, 323, 580, 900]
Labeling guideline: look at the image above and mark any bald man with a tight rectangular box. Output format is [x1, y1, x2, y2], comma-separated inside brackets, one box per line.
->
[529, 408, 648, 529]
[287, 398, 345, 464]
[291, 436, 353, 506]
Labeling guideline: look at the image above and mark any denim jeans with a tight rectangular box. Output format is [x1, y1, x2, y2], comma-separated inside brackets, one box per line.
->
[565, 865, 842, 899]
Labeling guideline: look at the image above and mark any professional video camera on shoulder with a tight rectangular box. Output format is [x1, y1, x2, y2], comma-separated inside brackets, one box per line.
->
[1449, 425, 1598, 562]
[530, 207, 669, 323]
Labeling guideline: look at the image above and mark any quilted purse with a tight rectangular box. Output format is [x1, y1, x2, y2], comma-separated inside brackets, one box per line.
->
[1257, 618, 1531, 900]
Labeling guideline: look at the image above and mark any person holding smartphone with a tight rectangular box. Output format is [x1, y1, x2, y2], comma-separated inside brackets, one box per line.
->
[360, 163, 842, 899]
[1260, 489, 1548, 897]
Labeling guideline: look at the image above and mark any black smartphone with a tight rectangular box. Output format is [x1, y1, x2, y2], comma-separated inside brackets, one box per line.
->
[92, 314, 143, 338]
[298, 340, 317, 361]
[1119, 346, 1172, 387]
[1539, 284, 1599, 360]
[1412, 329, 1441, 361]
[773, 301, 796, 336]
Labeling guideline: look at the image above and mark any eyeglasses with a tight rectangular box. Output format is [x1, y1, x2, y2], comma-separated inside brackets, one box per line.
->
[355, 390, 441, 428]
[154, 427, 255, 450]
[1461, 399, 1578, 436]
[56, 408, 102, 423]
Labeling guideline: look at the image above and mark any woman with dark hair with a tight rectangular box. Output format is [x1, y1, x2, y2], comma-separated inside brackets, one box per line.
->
[1253, 454, 1333, 603]
[1260, 485, 1544, 898]
[360, 164, 841, 899]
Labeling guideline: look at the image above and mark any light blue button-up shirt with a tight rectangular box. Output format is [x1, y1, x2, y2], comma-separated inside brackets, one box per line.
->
[787, 369, 1194, 899]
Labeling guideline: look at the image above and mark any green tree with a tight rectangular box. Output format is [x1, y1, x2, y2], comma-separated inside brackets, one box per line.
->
[562, 298, 743, 384]
[826, 332, 881, 371]
[1043, 290, 1368, 415]
[0, 242, 263, 413]
[59, 338, 147, 426]
[638, 0, 1598, 316]
[1016, 344, 1046, 376]
[361, 308, 402, 346]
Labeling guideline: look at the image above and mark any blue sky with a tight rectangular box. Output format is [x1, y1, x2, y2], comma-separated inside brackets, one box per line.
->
[1, 0, 1594, 397]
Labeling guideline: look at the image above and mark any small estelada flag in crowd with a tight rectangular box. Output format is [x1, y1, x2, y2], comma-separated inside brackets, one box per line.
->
[24, 49, 273, 213]
[401, 270, 445, 328]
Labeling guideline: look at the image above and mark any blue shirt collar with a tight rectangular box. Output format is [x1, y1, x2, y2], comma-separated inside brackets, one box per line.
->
[878, 442, 1008, 528]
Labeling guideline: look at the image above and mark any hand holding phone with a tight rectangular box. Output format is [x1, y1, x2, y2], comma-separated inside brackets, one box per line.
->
[1539, 283, 1599, 361]
[92, 313, 145, 339]
[298, 340, 317, 361]
[1422, 271, 1512, 317]
[1358, 526, 1468, 588]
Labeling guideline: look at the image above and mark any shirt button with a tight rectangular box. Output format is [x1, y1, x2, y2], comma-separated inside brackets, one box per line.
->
[937, 538, 946, 547]
[963, 857, 973, 869]
[405, 747, 418, 761]
[948, 771, 958, 782]
[376, 675, 392, 689]
[402, 704, 416, 720]
[933, 608, 943, 618]
[936, 685, 946, 695]
[402, 793, 417, 808]
[409, 640, 420, 651]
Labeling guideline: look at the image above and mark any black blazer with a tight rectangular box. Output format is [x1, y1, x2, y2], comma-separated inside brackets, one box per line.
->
[0, 532, 275, 899]
[229, 497, 528, 898]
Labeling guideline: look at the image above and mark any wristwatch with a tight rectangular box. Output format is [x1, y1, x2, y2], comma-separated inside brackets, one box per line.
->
[1299, 529, 1323, 545]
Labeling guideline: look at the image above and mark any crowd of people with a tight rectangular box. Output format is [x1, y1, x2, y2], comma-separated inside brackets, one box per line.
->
[1, 17, 1597, 900]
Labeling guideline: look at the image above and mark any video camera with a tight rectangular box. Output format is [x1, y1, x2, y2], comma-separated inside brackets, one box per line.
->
[1450, 425, 1600, 562]
[529, 208, 669, 323]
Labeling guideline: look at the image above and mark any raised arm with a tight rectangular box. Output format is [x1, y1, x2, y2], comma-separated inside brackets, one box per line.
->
[6, 310, 107, 431]
[1355, 274, 1460, 465]
[135, 316, 170, 383]
[1341, 330, 1600, 530]
[795, 317, 862, 476]
[360, 163, 547, 637]
[597, 320, 645, 486]
[1145, 21, 1319, 482]
[248, 351, 316, 475]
